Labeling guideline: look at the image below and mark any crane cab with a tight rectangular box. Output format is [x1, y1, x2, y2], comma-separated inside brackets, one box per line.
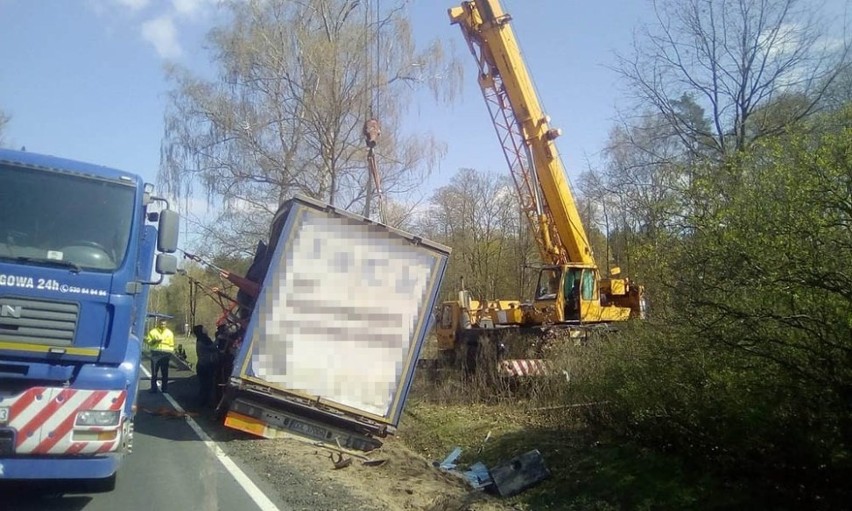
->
[531, 265, 636, 324]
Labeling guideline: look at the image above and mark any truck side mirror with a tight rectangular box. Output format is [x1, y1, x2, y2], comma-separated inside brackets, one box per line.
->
[156, 253, 178, 275]
[157, 210, 179, 253]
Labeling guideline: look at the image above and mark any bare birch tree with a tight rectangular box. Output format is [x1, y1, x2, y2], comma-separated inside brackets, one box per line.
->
[158, 0, 462, 255]
[617, 0, 850, 156]
[420, 168, 535, 301]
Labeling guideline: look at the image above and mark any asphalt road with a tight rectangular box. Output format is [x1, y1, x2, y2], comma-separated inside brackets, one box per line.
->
[0, 357, 289, 511]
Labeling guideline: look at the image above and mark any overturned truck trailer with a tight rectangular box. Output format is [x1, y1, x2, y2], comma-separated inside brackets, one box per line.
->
[220, 195, 450, 451]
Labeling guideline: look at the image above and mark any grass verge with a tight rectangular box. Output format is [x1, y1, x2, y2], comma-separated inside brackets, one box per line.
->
[399, 339, 737, 511]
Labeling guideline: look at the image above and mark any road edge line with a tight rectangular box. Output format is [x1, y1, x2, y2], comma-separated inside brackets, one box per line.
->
[140, 365, 282, 511]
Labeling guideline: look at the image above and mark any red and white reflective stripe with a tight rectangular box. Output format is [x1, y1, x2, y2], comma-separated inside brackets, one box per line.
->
[6, 387, 43, 433]
[89, 439, 120, 455]
[56, 390, 125, 456]
[41, 391, 114, 455]
[18, 389, 81, 452]
[4, 387, 126, 455]
[497, 359, 553, 377]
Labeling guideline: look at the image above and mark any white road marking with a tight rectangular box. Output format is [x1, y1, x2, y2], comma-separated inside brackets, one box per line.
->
[139, 365, 282, 511]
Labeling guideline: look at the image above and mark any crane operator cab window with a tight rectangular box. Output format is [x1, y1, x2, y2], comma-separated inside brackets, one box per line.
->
[563, 268, 582, 320]
[536, 268, 560, 300]
[581, 269, 596, 301]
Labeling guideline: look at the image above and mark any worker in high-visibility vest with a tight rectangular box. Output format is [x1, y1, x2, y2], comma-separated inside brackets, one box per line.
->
[145, 319, 175, 393]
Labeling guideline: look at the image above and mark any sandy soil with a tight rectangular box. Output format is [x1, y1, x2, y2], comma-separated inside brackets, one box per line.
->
[230, 432, 514, 511]
[165, 362, 514, 511]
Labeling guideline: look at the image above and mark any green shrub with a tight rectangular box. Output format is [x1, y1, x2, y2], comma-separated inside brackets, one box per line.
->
[567, 109, 852, 508]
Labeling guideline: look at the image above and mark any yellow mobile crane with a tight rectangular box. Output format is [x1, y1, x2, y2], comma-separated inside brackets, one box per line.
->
[435, 0, 646, 366]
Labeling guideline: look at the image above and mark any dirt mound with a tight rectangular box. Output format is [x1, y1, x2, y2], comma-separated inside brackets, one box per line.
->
[256, 435, 513, 511]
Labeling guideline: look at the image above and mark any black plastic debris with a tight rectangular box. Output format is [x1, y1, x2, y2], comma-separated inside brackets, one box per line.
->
[489, 449, 551, 497]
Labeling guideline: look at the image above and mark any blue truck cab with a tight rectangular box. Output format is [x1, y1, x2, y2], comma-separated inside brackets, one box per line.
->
[0, 148, 179, 490]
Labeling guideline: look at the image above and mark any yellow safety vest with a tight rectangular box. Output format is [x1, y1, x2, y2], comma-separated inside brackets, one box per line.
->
[146, 327, 175, 353]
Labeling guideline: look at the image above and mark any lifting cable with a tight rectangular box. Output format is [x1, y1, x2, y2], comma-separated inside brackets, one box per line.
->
[362, 0, 386, 223]
[188, 277, 197, 330]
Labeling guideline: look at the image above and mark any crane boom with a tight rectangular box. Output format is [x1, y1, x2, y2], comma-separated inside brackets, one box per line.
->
[449, 0, 593, 267]
[447, 0, 646, 328]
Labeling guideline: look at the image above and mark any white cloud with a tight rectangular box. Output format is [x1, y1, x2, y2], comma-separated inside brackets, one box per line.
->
[819, 35, 847, 53]
[141, 15, 182, 59]
[171, 0, 206, 17]
[88, 0, 223, 60]
[115, 0, 150, 11]
[759, 23, 802, 59]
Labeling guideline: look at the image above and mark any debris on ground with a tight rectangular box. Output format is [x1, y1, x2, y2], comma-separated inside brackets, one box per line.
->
[330, 451, 353, 470]
[434, 446, 463, 470]
[315, 439, 389, 471]
[431, 446, 551, 497]
[477, 431, 493, 454]
[433, 446, 495, 492]
[141, 406, 199, 419]
[463, 462, 493, 491]
[489, 449, 551, 497]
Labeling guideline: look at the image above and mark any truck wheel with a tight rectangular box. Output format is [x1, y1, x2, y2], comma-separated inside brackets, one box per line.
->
[88, 472, 117, 493]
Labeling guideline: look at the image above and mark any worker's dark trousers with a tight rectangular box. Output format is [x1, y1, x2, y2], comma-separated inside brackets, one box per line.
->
[197, 362, 216, 406]
[150, 352, 171, 392]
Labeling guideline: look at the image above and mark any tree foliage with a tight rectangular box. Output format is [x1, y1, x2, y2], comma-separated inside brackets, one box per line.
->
[158, 0, 462, 256]
[617, 0, 850, 156]
[583, 0, 851, 313]
[149, 256, 253, 336]
[562, 2, 852, 505]
[580, 103, 701, 296]
[575, 105, 852, 508]
[417, 168, 538, 302]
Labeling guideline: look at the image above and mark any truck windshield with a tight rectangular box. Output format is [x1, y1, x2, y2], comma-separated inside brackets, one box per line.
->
[0, 164, 135, 272]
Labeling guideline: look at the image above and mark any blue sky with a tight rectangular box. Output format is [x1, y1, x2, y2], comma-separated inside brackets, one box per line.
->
[1, 0, 847, 205]
[407, 0, 651, 189]
[0, 0, 654, 198]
